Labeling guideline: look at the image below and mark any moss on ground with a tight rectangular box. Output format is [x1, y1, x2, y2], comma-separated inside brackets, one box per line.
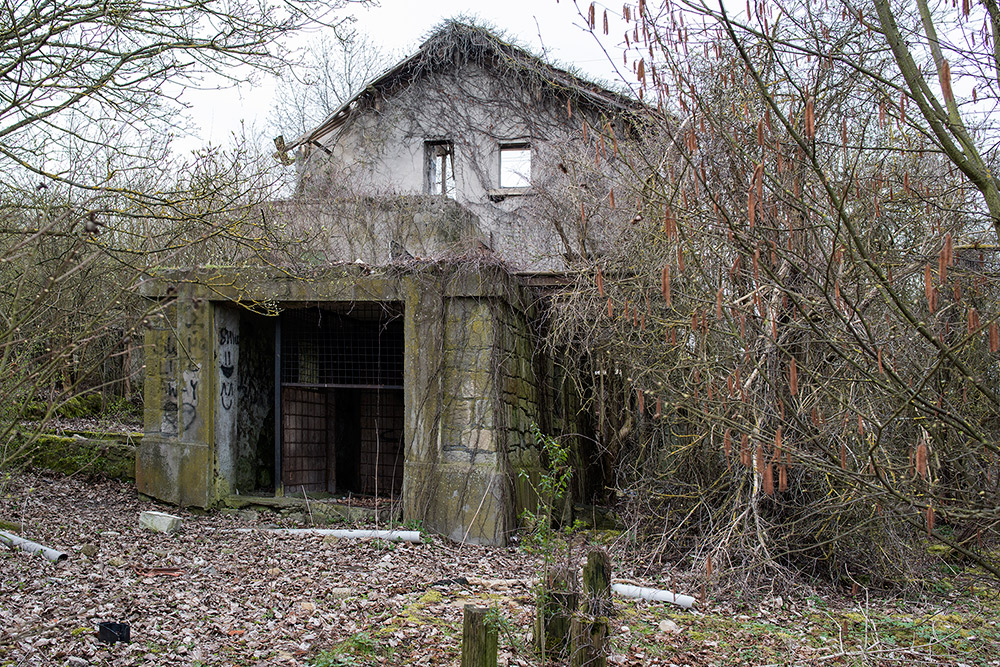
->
[24, 433, 136, 480]
[23, 393, 105, 420]
[615, 578, 1000, 666]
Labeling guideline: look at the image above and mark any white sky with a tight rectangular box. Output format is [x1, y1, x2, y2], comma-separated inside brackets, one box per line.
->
[174, 0, 630, 154]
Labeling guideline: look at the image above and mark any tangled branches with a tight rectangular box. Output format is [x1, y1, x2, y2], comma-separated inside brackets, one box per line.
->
[537, 0, 1000, 590]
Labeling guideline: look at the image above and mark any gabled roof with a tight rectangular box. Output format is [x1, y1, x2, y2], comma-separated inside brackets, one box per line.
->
[286, 20, 642, 152]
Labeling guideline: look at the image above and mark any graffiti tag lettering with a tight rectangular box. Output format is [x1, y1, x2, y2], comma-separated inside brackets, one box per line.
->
[218, 326, 238, 411]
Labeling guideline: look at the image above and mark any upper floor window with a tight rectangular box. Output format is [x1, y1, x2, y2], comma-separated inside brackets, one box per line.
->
[499, 143, 531, 188]
[426, 140, 455, 197]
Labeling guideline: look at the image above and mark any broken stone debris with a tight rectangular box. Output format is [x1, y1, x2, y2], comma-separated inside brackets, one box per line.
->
[658, 619, 680, 633]
[139, 511, 182, 534]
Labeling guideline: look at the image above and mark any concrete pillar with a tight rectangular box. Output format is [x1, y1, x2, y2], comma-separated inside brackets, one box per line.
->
[136, 294, 216, 507]
[213, 306, 240, 501]
[404, 286, 510, 545]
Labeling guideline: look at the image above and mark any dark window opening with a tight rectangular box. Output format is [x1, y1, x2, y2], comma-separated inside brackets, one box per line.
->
[425, 140, 455, 197]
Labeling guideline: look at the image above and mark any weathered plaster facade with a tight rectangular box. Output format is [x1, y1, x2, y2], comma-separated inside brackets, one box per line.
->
[287, 22, 638, 273]
[294, 63, 571, 272]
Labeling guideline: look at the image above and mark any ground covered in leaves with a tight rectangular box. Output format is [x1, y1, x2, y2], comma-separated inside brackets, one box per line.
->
[2, 471, 999, 666]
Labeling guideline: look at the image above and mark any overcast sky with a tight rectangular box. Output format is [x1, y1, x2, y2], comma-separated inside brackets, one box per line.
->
[174, 0, 629, 154]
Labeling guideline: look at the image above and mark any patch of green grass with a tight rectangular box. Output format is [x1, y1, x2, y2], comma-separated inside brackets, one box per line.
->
[143, 640, 167, 655]
[369, 538, 396, 552]
[615, 586, 1000, 667]
[310, 632, 388, 667]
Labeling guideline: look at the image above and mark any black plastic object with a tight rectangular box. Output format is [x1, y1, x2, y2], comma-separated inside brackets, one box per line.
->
[97, 622, 130, 644]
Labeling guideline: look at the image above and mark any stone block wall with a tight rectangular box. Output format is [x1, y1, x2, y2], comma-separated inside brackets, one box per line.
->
[405, 290, 509, 545]
[495, 298, 588, 523]
[138, 265, 564, 545]
[495, 299, 544, 520]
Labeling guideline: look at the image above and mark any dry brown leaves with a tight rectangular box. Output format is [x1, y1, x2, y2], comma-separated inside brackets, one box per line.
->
[0, 471, 697, 666]
[3, 471, 994, 666]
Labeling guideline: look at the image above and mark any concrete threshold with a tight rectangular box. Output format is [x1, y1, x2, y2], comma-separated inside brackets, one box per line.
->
[223, 494, 401, 524]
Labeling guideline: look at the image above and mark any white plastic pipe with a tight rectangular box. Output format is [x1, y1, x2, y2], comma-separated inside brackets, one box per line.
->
[612, 583, 696, 609]
[0, 530, 68, 563]
[256, 528, 422, 543]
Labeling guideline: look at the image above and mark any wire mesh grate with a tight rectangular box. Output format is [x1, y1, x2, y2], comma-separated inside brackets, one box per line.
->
[280, 303, 404, 388]
[281, 387, 334, 493]
[358, 389, 404, 496]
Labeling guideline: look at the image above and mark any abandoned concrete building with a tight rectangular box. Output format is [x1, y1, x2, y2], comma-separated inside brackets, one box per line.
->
[137, 22, 639, 544]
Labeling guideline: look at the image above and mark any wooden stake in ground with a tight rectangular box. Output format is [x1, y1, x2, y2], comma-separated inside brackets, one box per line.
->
[582, 547, 612, 616]
[571, 548, 612, 667]
[535, 565, 579, 659]
[461, 605, 497, 667]
[570, 616, 609, 667]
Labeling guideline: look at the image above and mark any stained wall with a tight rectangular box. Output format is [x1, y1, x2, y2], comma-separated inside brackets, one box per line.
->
[137, 265, 555, 545]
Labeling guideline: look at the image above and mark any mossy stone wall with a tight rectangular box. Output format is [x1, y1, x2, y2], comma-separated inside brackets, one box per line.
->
[27, 433, 137, 480]
[138, 265, 555, 544]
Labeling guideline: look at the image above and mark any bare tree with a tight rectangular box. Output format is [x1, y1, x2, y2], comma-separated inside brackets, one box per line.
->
[1, 0, 352, 187]
[271, 28, 391, 140]
[0, 0, 356, 471]
[539, 0, 1000, 588]
[874, 0, 1000, 238]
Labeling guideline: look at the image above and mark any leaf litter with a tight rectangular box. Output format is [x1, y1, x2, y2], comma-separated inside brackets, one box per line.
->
[2, 470, 1000, 666]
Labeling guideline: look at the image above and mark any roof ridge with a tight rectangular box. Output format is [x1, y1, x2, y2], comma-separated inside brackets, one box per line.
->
[284, 20, 641, 152]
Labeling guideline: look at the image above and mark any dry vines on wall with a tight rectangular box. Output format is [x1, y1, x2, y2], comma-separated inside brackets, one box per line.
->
[538, 0, 1000, 590]
[293, 21, 641, 272]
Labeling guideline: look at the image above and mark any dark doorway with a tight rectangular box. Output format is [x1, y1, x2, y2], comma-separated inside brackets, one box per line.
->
[278, 303, 404, 497]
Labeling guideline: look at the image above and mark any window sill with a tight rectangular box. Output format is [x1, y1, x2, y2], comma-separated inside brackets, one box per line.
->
[487, 187, 532, 202]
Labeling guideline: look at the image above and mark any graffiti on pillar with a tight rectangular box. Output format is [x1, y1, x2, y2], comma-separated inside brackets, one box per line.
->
[161, 334, 179, 435]
[181, 368, 200, 430]
[218, 326, 239, 411]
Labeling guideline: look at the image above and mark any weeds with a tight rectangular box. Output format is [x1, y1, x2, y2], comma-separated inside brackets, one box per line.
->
[310, 632, 386, 667]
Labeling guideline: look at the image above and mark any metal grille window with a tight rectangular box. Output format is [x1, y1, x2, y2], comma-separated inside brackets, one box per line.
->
[358, 390, 404, 496]
[280, 303, 404, 388]
[281, 387, 335, 492]
[277, 302, 405, 497]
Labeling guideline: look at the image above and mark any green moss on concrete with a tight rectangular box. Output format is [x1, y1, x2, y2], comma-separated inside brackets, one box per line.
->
[136, 436, 212, 507]
[27, 433, 136, 480]
[416, 462, 507, 544]
[58, 394, 104, 418]
[213, 476, 233, 504]
[23, 393, 105, 420]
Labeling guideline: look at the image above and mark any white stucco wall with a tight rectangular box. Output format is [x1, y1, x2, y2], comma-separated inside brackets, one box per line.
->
[295, 61, 600, 272]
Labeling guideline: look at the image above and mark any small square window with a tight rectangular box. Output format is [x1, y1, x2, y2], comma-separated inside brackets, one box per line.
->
[500, 144, 531, 188]
[425, 141, 455, 197]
